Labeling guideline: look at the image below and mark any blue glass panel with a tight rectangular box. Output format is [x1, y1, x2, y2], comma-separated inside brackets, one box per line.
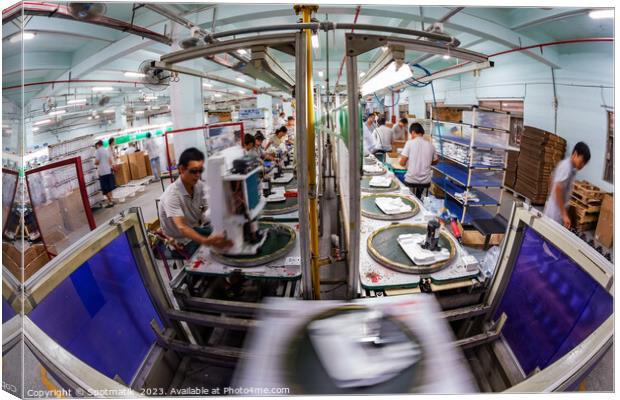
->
[28, 232, 163, 384]
[2, 297, 16, 323]
[494, 227, 613, 375]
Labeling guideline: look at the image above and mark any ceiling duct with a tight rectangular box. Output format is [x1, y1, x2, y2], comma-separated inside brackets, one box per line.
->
[66, 2, 107, 21]
[234, 46, 294, 92]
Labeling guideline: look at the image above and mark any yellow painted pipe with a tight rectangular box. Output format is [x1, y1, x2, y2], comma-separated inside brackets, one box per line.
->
[297, 4, 321, 299]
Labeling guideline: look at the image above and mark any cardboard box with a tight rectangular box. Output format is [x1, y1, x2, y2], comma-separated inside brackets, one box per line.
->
[144, 153, 153, 176]
[114, 161, 130, 186]
[24, 250, 50, 280]
[461, 229, 504, 248]
[594, 193, 613, 248]
[59, 190, 87, 231]
[128, 151, 147, 180]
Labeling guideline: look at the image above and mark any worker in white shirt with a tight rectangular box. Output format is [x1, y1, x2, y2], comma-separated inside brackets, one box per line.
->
[274, 112, 287, 131]
[144, 132, 162, 181]
[362, 112, 379, 156]
[94, 140, 115, 208]
[125, 142, 137, 154]
[373, 117, 393, 162]
[392, 118, 409, 141]
[399, 122, 439, 199]
[285, 116, 296, 144]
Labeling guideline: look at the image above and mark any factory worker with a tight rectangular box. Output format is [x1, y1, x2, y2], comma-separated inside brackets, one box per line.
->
[243, 134, 260, 159]
[285, 116, 296, 144]
[254, 131, 274, 161]
[543, 142, 590, 228]
[144, 132, 162, 181]
[399, 122, 439, 199]
[268, 126, 288, 149]
[159, 147, 232, 254]
[274, 112, 287, 131]
[94, 140, 116, 208]
[125, 142, 137, 154]
[392, 118, 409, 141]
[373, 116, 393, 162]
[362, 112, 379, 156]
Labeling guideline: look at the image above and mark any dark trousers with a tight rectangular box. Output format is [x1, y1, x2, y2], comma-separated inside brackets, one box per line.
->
[405, 182, 430, 199]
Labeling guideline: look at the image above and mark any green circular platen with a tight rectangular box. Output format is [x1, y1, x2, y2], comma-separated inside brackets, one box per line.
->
[361, 177, 400, 193]
[361, 194, 419, 221]
[272, 176, 297, 189]
[210, 222, 296, 267]
[367, 223, 457, 274]
[286, 305, 425, 394]
[263, 196, 299, 215]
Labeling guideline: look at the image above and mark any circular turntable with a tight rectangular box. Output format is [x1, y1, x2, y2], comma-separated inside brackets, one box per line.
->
[286, 305, 425, 394]
[367, 223, 457, 274]
[263, 196, 299, 215]
[210, 222, 296, 267]
[361, 193, 419, 221]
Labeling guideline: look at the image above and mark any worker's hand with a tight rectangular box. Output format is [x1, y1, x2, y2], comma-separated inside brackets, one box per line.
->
[562, 213, 571, 229]
[204, 233, 233, 249]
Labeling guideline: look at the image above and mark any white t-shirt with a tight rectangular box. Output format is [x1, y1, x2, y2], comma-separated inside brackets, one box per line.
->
[362, 123, 378, 155]
[144, 139, 159, 158]
[543, 158, 577, 225]
[375, 125, 393, 151]
[95, 147, 112, 175]
[401, 137, 437, 184]
[159, 178, 207, 244]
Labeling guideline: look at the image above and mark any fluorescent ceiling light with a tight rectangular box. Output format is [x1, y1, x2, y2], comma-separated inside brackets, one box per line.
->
[238, 90, 246, 94]
[236, 77, 245, 82]
[103, 109, 116, 114]
[87, 116, 92, 120]
[311, 34, 320, 49]
[381, 46, 388, 52]
[237, 49, 248, 55]
[92, 86, 114, 92]
[203, 82, 213, 88]
[124, 71, 146, 78]
[135, 110, 145, 115]
[95, 115, 100, 119]
[67, 98, 87, 105]
[361, 62, 413, 96]
[144, 95, 158, 100]
[589, 9, 613, 19]
[443, 54, 450, 60]
[33, 119, 52, 126]
[318, 70, 324, 77]
[151, 106, 160, 110]
[214, 93, 222, 98]
[48, 110, 66, 116]
[10, 31, 36, 43]
[33, 127, 40, 132]
[359, 72, 366, 77]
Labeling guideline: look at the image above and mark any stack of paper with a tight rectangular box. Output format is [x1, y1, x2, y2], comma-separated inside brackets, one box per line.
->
[272, 172, 294, 184]
[363, 164, 384, 174]
[397, 233, 450, 265]
[454, 191, 480, 203]
[375, 197, 412, 215]
[266, 186, 286, 202]
[369, 176, 392, 188]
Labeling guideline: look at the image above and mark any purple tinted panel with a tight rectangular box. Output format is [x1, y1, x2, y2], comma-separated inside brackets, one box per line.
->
[3, 298, 16, 323]
[494, 227, 612, 375]
[28, 233, 163, 384]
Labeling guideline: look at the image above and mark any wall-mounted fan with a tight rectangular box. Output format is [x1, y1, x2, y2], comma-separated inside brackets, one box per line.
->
[98, 96, 110, 107]
[138, 60, 172, 92]
[66, 2, 107, 21]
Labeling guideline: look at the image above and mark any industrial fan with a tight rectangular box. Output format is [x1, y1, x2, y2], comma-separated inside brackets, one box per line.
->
[97, 96, 111, 107]
[66, 3, 107, 21]
[138, 60, 172, 92]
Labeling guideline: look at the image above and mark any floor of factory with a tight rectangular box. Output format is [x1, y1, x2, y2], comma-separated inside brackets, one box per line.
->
[86, 178, 613, 392]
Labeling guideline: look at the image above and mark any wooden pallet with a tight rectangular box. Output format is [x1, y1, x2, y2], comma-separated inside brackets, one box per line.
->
[569, 197, 601, 213]
[574, 221, 597, 232]
[572, 180, 605, 204]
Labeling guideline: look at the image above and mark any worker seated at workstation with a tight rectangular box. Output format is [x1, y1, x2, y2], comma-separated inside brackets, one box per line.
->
[158, 147, 233, 256]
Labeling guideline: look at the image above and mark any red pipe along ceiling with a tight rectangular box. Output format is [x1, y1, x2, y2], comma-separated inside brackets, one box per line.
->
[2, 2, 172, 45]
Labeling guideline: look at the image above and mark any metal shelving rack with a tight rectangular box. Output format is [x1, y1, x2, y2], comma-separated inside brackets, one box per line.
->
[48, 134, 105, 208]
[431, 106, 511, 224]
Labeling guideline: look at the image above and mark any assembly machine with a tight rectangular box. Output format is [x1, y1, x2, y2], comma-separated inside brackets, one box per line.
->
[2, 6, 613, 395]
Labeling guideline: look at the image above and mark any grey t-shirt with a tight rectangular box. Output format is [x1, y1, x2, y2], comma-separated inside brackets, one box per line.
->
[375, 126, 393, 151]
[543, 158, 577, 224]
[401, 137, 437, 184]
[392, 124, 407, 141]
[95, 147, 112, 175]
[159, 178, 207, 244]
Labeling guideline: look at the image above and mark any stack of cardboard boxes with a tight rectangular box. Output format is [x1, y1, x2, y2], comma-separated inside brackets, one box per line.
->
[504, 150, 519, 190]
[114, 150, 152, 184]
[514, 126, 566, 205]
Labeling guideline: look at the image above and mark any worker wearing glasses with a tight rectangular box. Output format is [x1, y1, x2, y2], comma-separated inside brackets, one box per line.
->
[159, 147, 232, 255]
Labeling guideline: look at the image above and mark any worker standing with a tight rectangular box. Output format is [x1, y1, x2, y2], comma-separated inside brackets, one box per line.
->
[94, 140, 116, 208]
[543, 142, 591, 228]
[399, 123, 439, 199]
[392, 118, 409, 141]
[274, 112, 287, 131]
[362, 112, 379, 156]
[144, 132, 162, 181]
[373, 116, 393, 162]
[285, 116, 296, 144]
[159, 148, 233, 255]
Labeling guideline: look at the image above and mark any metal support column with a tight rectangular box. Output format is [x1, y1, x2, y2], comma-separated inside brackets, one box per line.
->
[296, 4, 321, 299]
[345, 54, 361, 299]
[294, 31, 313, 299]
